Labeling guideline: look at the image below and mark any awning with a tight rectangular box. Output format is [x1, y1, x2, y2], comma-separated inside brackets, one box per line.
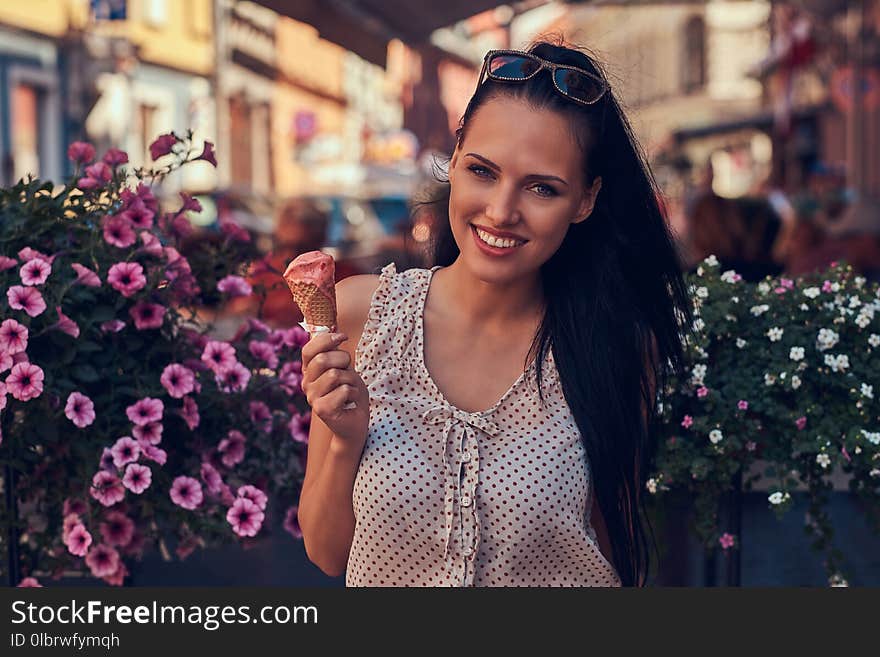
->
[252, 0, 508, 66]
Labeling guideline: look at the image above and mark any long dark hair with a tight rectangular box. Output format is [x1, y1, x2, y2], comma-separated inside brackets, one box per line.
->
[423, 40, 693, 586]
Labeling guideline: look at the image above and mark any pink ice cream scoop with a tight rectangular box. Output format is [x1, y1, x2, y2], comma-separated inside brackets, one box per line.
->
[283, 251, 337, 334]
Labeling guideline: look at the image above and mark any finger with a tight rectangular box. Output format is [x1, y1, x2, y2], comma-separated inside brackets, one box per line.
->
[300, 332, 348, 369]
[307, 367, 357, 404]
[305, 350, 351, 382]
[312, 383, 356, 420]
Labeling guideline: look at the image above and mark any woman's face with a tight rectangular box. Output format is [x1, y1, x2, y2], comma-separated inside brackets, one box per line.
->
[448, 95, 601, 285]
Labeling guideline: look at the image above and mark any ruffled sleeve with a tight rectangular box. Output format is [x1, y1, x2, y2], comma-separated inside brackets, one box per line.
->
[355, 262, 398, 376]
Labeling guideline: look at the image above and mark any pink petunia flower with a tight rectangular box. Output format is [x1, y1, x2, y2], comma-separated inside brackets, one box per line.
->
[0, 255, 17, 271]
[249, 401, 272, 433]
[139, 231, 163, 256]
[278, 362, 303, 396]
[126, 397, 164, 426]
[107, 261, 146, 298]
[54, 306, 80, 338]
[0, 356, 10, 377]
[218, 430, 246, 468]
[120, 197, 154, 230]
[19, 258, 51, 286]
[102, 148, 129, 167]
[65, 523, 93, 557]
[17, 577, 42, 587]
[237, 485, 268, 511]
[65, 392, 96, 428]
[85, 544, 120, 578]
[227, 497, 264, 537]
[6, 362, 44, 401]
[110, 436, 140, 469]
[681, 415, 693, 429]
[0, 319, 28, 354]
[129, 302, 165, 330]
[220, 219, 250, 243]
[288, 412, 309, 444]
[266, 330, 286, 350]
[99, 448, 116, 472]
[286, 326, 310, 348]
[90, 471, 125, 507]
[132, 421, 163, 445]
[101, 319, 126, 333]
[780, 278, 794, 290]
[149, 133, 179, 160]
[67, 141, 96, 164]
[249, 341, 278, 369]
[795, 416, 807, 431]
[201, 461, 223, 494]
[103, 561, 129, 586]
[17, 247, 53, 264]
[196, 140, 217, 167]
[737, 400, 749, 411]
[71, 263, 101, 287]
[201, 340, 237, 374]
[160, 363, 195, 398]
[103, 215, 137, 248]
[122, 463, 152, 494]
[217, 275, 252, 297]
[719, 533, 736, 550]
[283, 506, 302, 539]
[170, 476, 203, 510]
[696, 386, 709, 398]
[216, 361, 251, 393]
[7, 285, 46, 317]
[78, 161, 112, 189]
[140, 444, 167, 465]
[180, 395, 200, 430]
[63, 498, 88, 517]
[178, 192, 202, 213]
[822, 280, 833, 293]
[99, 511, 135, 547]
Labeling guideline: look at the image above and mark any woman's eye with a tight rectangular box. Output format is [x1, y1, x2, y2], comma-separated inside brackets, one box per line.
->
[531, 183, 558, 198]
[467, 164, 492, 178]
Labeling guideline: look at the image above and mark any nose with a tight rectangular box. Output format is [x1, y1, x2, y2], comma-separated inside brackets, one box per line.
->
[485, 183, 521, 225]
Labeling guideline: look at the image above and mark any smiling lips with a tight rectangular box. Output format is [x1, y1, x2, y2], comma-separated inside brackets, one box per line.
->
[472, 224, 528, 249]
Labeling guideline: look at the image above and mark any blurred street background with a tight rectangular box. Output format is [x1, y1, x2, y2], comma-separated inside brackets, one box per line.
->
[2, 0, 879, 585]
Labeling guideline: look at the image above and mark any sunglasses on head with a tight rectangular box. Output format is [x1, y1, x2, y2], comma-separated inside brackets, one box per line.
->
[476, 49, 609, 106]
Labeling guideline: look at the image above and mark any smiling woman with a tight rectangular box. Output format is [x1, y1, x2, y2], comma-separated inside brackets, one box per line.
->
[296, 39, 693, 587]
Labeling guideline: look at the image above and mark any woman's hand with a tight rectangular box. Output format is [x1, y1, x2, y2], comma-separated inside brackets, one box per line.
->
[300, 332, 370, 455]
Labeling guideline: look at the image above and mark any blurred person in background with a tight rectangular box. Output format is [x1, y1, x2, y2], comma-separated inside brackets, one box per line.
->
[685, 161, 783, 282]
[296, 41, 693, 587]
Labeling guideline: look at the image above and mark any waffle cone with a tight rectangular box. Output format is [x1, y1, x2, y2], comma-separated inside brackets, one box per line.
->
[287, 280, 337, 330]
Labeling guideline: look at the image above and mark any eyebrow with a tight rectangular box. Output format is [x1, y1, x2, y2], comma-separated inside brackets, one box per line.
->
[464, 152, 569, 186]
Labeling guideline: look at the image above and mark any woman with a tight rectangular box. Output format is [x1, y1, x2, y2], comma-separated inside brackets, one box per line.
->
[296, 41, 692, 587]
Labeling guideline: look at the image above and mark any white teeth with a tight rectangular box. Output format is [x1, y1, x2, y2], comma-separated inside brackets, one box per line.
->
[475, 227, 524, 249]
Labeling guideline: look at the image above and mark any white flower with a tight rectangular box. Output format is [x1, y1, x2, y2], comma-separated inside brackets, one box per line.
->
[750, 304, 770, 317]
[758, 282, 771, 295]
[709, 429, 723, 444]
[768, 491, 790, 505]
[731, 296, 740, 304]
[791, 375, 802, 389]
[869, 334, 880, 347]
[765, 373, 777, 386]
[799, 303, 809, 311]
[736, 338, 747, 349]
[870, 468, 880, 478]
[862, 384, 874, 399]
[693, 318, 705, 332]
[861, 430, 880, 445]
[696, 286, 709, 299]
[856, 314, 871, 328]
[646, 478, 657, 494]
[816, 328, 840, 351]
[855, 276, 866, 288]
[696, 266, 704, 277]
[824, 354, 850, 372]
[703, 255, 719, 267]
[816, 453, 831, 469]
[720, 270, 741, 284]
[831, 282, 840, 292]
[849, 296, 862, 309]
[789, 346, 805, 361]
[854, 446, 862, 454]
[691, 364, 707, 386]
[767, 327, 784, 342]
[828, 573, 849, 587]
[803, 287, 821, 299]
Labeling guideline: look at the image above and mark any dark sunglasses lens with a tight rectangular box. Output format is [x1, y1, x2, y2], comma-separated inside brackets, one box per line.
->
[554, 68, 605, 103]
[488, 54, 541, 79]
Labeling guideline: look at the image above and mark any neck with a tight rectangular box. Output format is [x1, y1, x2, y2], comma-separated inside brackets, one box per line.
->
[433, 257, 545, 332]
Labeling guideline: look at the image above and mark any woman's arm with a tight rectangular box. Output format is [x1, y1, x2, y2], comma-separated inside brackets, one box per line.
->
[296, 274, 380, 577]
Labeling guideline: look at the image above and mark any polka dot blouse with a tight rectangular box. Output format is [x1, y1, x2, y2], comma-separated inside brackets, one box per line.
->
[347, 263, 622, 587]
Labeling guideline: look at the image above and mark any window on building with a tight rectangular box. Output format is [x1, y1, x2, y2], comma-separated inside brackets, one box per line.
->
[139, 103, 159, 163]
[11, 83, 43, 181]
[229, 95, 253, 188]
[682, 16, 707, 94]
[144, 0, 168, 27]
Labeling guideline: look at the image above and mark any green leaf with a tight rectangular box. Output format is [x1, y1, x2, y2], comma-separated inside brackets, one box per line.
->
[72, 364, 100, 382]
[91, 306, 116, 322]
